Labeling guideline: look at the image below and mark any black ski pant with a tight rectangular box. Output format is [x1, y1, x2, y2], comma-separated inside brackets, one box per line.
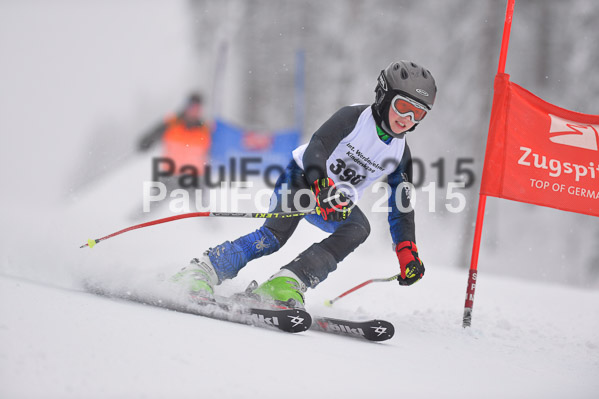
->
[263, 160, 370, 288]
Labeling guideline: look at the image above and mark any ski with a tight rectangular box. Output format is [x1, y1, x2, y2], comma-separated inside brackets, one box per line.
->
[83, 281, 393, 341]
[226, 289, 394, 342]
[204, 292, 394, 341]
[83, 282, 311, 334]
[310, 316, 395, 342]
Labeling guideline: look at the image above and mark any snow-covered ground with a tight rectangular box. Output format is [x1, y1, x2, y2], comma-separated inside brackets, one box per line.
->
[0, 152, 596, 399]
[1, 257, 598, 399]
[1, 154, 598, 398]
[1, 2, 598, 398]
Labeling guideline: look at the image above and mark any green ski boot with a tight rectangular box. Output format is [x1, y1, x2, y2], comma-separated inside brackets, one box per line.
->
[170, 254, 218, 300]
[252, 269, 307, 309]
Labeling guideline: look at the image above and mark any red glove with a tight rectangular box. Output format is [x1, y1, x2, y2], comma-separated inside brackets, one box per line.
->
[311, 178, 352, 221]
[395, 241, 425, 286]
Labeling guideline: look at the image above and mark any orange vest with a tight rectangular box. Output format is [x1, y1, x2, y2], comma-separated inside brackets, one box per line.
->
[162, 116, 211, 174]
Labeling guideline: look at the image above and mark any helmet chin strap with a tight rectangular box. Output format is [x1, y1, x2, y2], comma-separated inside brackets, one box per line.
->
[381, 103, 417, 138]
[381, 119, 407, 139]
[371, 103, 416, 140]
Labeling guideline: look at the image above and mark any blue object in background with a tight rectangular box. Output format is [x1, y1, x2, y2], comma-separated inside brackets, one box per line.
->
[208, 49, 304, 182]
[210, 118, 300, 176]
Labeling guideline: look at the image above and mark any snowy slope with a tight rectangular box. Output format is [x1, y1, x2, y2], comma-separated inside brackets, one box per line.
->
[1, 1, 598, 398]
[0, 155, 598, 399]
[1, 260, 598, 399]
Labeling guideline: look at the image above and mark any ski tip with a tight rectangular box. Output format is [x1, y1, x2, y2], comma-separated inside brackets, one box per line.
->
[368, 320, 395, 341]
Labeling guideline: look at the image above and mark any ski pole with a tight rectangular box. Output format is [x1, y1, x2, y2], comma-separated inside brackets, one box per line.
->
[324, 274, 400, 307]
[80, 210, 315, 249]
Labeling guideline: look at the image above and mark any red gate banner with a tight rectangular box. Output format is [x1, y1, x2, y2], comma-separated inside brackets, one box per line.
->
[480, 73, 599, 217]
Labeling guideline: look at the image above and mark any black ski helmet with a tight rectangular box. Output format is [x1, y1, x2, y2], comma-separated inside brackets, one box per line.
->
[187, 92, 203, 106]
[373, 61, 437, 136]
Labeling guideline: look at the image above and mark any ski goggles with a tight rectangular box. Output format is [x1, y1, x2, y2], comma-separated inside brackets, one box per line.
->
[391, 94, 428, 123]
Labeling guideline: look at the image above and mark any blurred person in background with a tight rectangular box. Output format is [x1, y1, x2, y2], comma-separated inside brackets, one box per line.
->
[172, 61, 436, 308]
[137, 93, 212, 213]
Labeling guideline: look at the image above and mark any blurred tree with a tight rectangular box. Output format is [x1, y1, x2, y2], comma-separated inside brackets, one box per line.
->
[534, 0, 552, 88]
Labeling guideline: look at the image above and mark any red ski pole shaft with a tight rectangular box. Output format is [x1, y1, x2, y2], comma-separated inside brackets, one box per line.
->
[80, 210, 315, 249]
[324, 274, 399, 307]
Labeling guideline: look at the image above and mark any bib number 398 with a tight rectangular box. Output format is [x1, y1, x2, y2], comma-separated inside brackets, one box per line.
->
[329, 159, 366, 185]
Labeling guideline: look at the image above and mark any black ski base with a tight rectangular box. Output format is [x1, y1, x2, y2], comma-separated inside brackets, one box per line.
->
[311, 316, 395, 342]
[83, 281, 394, 341]
[83, 282, 311, 333]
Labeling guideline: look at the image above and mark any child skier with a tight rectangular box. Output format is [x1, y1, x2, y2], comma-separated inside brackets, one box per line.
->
[173, 61, 437, 308]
